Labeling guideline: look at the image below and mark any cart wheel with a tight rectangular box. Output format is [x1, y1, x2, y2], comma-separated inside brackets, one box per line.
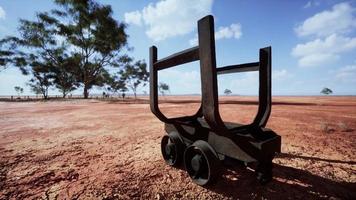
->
[161, 132, 184, 167]
[184, 140, 221, 186]
[255, 160, 273, 185]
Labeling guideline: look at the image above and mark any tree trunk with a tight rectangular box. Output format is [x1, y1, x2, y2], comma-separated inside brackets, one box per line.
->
[84, 84, 89, 99]
[62, 91, 66, 98]
[42, 89, 48, 100]
[133, 87, 137, 99]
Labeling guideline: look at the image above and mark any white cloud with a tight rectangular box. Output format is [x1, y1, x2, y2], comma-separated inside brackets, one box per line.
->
[295, 2, 356, 37]
[124, 0, 213, 41]
[335, 64, 356, 82]
[0, 6, 5, 20]
[124, 11, 142, 26]
[189, 23, 242, 46]
[292, 34, 356, 67]
[292, 2, 356, 67]
[215, 23, 242, 40]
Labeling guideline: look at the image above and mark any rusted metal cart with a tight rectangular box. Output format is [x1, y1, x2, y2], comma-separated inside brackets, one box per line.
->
[149, 15, 281, 186]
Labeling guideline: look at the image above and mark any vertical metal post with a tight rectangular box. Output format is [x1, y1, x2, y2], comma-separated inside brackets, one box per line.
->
[150, 46, 168, 122]
[253, 47, 272, 127]
[198, 15, 225, 131]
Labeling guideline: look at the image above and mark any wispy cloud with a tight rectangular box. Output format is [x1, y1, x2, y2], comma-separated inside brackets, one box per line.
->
[273, 69, 293, 81]
[158, 69, 201, 94]
[0, 6, 6, 20]
[303, 1, 320, 9]
[335, 64, 356, 83]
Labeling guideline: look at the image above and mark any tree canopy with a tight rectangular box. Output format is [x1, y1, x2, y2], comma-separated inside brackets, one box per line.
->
[51, 0, 130, 98]
[159, 82, 170, 96]
[224, 89, 232, 96]
[14, 86, 24, 96]
[119, 59, 149, 99]
[0, 38, 27, 73]
[321, 87, 333, 95]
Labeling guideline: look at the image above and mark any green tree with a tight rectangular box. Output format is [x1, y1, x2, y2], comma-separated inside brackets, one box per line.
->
[321, 87, 333, 95]
[224, 89, 232, 96]
[106, 75, 127, 96]
[50, 0, 129, 98]
[51, 55, 80, 98]
[119, 60, 149, 99]
[159, 82, 170, 96]
[27, 64, 53, 99]
[14, 86, 24, 97]
[1, 0, 137, 99]
[1, 9, 78, 98]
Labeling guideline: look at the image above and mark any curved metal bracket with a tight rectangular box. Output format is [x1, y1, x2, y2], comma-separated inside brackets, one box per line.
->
[198, 15, 272, 131]
[149, 46, 203, 123]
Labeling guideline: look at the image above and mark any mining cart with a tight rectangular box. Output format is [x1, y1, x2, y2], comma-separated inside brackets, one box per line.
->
[149, 15, 281, 186]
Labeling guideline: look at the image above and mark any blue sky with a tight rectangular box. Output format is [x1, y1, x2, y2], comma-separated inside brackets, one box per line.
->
[0, 0, 355, 96]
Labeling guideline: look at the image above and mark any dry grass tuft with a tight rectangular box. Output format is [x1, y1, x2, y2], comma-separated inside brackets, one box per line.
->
[320, 121, 334, 133]
[338, 122, 353, 132]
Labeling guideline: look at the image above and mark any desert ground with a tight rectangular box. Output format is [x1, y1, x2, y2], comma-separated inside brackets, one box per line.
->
[0, 96, 355, 199]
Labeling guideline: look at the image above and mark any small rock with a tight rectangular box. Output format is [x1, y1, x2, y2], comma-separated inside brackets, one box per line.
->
[156, 193, 162, 200]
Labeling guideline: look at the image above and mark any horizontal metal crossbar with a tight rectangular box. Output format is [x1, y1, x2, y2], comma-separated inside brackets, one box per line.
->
[217, 62, 259, 75]
[154, 46, 199, 70]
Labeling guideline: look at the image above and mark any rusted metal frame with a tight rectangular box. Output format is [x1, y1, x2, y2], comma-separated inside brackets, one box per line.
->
[252, 47, 272, 128]
[154, 46, 199, 70]
[217, 62, 259, 75]
[149, 46, 203, 124]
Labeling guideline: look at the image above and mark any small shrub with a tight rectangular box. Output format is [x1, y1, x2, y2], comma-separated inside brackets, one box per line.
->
[338, 122, 353, 132]
[320, 121, 334, 133]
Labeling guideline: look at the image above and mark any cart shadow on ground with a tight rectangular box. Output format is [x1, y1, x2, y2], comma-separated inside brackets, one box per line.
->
[206, 153, 356, 199]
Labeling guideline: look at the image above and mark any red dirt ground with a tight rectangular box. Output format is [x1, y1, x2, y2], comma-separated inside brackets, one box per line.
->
[0, 96, 355, 199]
